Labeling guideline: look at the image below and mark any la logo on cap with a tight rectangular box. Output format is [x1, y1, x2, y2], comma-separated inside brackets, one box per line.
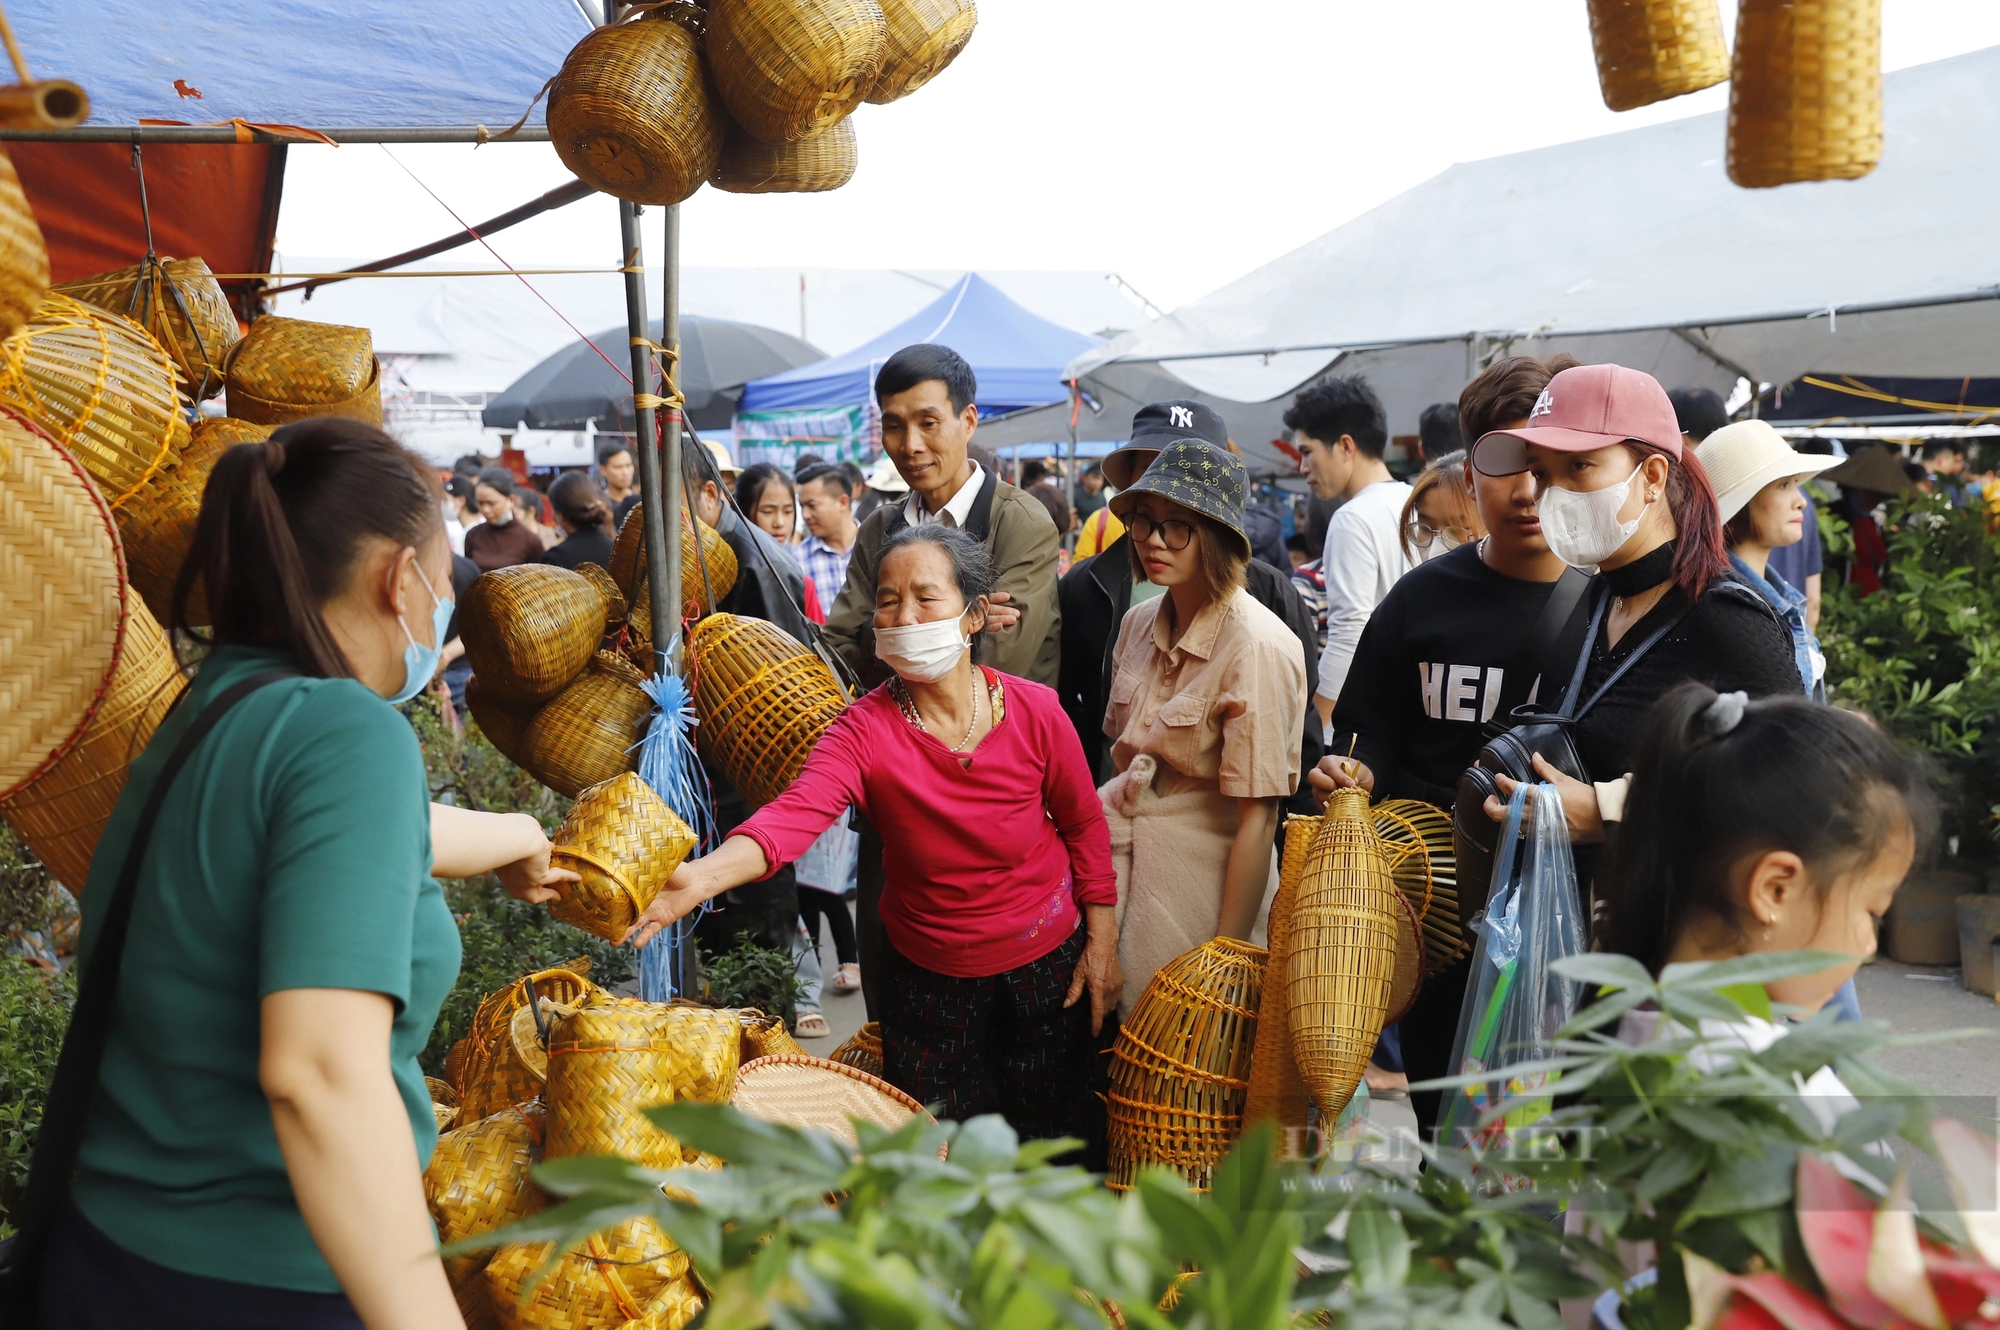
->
[1529, 389, 1554, 420]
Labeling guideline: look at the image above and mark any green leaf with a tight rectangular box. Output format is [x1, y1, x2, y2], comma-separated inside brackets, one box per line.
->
[1682, 1142, 1797, 1220]
[1664, 1103, 1758, 1151]
[949, 1114, 1021, 1175]
[1548, 953, 1656, 992]
[1345, 1195, 1411, 1292]
[1658, 950, 1853, 993]
[1635, 1140, 1708, 1203]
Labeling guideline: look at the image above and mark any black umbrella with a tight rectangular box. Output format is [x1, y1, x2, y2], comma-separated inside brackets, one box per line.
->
[481, 315, 823, 433]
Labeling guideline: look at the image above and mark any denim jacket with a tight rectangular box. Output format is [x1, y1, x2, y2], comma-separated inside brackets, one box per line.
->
[1730, 551, 1824, 701]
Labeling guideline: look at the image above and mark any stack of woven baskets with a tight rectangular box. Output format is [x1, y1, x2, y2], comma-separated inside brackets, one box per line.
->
[544, 0, 977, 204]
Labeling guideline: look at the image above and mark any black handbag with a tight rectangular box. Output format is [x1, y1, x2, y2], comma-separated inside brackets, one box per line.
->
[0, 670, 292, 1326]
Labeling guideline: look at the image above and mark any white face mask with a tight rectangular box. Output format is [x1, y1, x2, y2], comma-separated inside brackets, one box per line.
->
[874, 615, 969, 682]
[1536, 465, 1651, 571]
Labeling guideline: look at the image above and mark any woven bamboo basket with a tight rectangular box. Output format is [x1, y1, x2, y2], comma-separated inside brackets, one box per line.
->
[612, 502, 739, 628]
[740, 1008, 807, 1060]
[621, 1278, 706, 1330]
[1106, 938, 1265, 1193]
[713, 117, 857, 194]
[1586, 0, 1728, 111]
[549, 10, 724, 206]
[0, 150, 48, 344]
[427, 1076, 462, 1132]
[1385, 891, 1423, 1026]
[52, 257, 240, 399]
[730, 1054, 926, 1147]
[464, 675, 538, 767]
[706, 0, 887, 144]
[487, 1216, 689, 1330]
[1241, 815, 1314, 1146]
[425, 1102, 548, 1330]
[507, 998, 580, 1083]
[0, 293, 188, 510]
[455, 965, 603, 1120]
[520, 651, 652, 798]
[575, 560, 627, 623]
[548, 773, 697, 941]
[867, 0, 976, 103]
[1288, 788, 1400, 1123]
[1374, 798, 1465, 976]
[826, 1019, 882, 1077]
[545, 998, 741, 1168]
[116, 416, 270, 626]
[224, 315, 383, 426]
[0, 598, 185, 891]
[688, 614, 846, 807]
[460, 564, 609, 705]
[0, 408, 125, 802]
[1728, 0, 1882, 188]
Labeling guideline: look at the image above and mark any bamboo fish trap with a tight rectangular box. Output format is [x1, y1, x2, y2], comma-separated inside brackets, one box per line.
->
[547, 773, 697, 942]
[53, 257, 239, 399]
[867, 0, 977, 104]
[1241, 815, 1315, 1147]
[1374, 798, 1466, 976]
[519, 651, 653, 798]
[1585, 0, 1728, 111]
[0, 150, 48, 344]
[116, 416, 269, 625]
[453, 965, 603, 1121]
[730, 1054, 927, 1147]
[0, 597, 185, 892]
[706, 0, 887, 144]
[740, 1008, 807, 1060]
[1728, 0, 1882, 188]
[545, 998, 742, 1169]
[713, 117, 857, 194]
[0, 292, 188, 510]
[1105, 937, 1266, 1193]
[688, 614, 846, 807]
[1288, 788, 1401, 1123]
[826, 1019, 882, 1077]
[548, 8, 724, 206]
[459, 564, 609, 705]
[486, 1216, 693, 1330]
[224, 315, 383, 426]
[611, 502, 738, 628]
[426, 1102, 549, 1330]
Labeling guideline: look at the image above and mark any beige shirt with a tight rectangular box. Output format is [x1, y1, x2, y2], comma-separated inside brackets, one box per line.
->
[1104, 586, 1307, 800]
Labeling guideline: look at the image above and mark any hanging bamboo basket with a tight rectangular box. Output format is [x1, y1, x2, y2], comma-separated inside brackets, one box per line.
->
[425, 1102, 548, 1330]
[1241, 814, 1315, 1146]
[545, 998, 742, 1168]
[1585, 0, 1728, 111]
[1728, 0, 1882, 188]
[0, 292, 188, 510]
[0, 149, 49, 344]
[459, 564, 609, 705]
[1106, 937, 1266, 1193]
[867, 0, 977, 103]
[1374, 798, 1466, 976]
[612, 501, 739, 627]
[547, 773, 697, 941]
[52, 257, 240, 399]
[487, 1216, 694, 1330]
[706, 0, 887, 144]
[574, 560, 627, 623]
[0, 598, 186, 892]
[713, 117, 857, 194]
[464, 675, 538, 767]
[519, 650, 653, 798]
[689, 614, 846, 806]
[116, 416, 270, 626]
[549, 8, 725, 206]
[224, 315, 383, 426]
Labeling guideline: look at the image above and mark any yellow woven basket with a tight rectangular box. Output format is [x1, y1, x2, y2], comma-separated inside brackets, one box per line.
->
[826, 1018, 882, 1077]
[689, 614, 846, 807]
[575, 560, 627, 623]
[460, 564, 609, 705]
[1374, 798, 1466, 977]
[0, 598, 186, 892]
[1586, 0, 1728, 111]
[464, 675, 538, 767]
[520, 650, 653, 798]
[620, 1278, 706, 1330]
[0, 149, 49, 344]
[730, 1054, 927, 1147]
[706, 0, 887, 144]
[867, 0, 977, 103]
[52, 257, 240, 399]
[549, 10, 724, 206]
[740, 1008, 807, 1060]
[547, 773, 697, 942]
[1241, 814, 1315, 1148]
[426, 1102, 549, 1330]
[116, 416, 270, 626]
[487, 1216, 691, 1330]
[1106, 937, 1266, 1193]
[426, 1076, 462, 1132]
[225, 315, 382, 426]
[1288, 788, 1399, 1123]
[0, 406, 126, 802]
[545, 998, 743, 1168]
[0, 292, 188, 510]
[611, 502, 739, 629]
[1728, 0, 1882, 188]
[1386, 891, 1424, 1026]
[455, 965, 604, 1121]
[713, 117, 857, 194]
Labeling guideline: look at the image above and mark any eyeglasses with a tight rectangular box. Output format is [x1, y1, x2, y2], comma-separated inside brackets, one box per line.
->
[1406, 519, 1474, 551]
[1128, 513, 1195, 551]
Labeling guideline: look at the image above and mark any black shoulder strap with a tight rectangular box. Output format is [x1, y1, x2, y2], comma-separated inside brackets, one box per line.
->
[1503, 565, 1591, 714]
[1, 668, 293, 1319]
[961, 466, 1001, 543]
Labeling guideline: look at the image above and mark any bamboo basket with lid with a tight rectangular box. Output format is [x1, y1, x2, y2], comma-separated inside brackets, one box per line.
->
[0, 149, 48, 344]
[549, 8, 723, 206]
[117, 416, 270, 626]
[1106, 937, 1266, 1192]
[867, 0, 976, 104]
[459, 564, 610, 705]
[688, 614, 846, 807]
[224, 315, 383, 426]
[706, 0, 887, 144]
[611, 501, 738, 627]
[486, 1216, 691, 1330]
[544, 998, 743, 1170]
[713, 117, 857, 194]
[0, 292, 188, 510]
[1728, 0, 1882, 188]
[52, 256, 240, 399]
[453, 964, 603, 1121]
[425, 1102, 548, 1330]
[1241, 815, 1314, 1144]
[1586, 0, 1728, 111]
[520, 651, 652, 798]
[0, 597, 186, 893]
[547, 773, 697, 942]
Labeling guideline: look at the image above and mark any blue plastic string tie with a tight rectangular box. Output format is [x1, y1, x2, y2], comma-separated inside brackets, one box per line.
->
[633, 672, 717, 1000]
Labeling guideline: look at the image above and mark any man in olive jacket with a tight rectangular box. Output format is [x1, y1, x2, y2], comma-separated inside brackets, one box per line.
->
[821, 343, 1062, 1012]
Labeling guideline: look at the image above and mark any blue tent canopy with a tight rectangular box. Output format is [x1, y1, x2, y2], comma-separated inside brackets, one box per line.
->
[739, 273, 1099, 416]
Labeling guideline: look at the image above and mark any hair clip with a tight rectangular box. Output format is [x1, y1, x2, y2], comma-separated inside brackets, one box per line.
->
[1701, 690, 1748, 737]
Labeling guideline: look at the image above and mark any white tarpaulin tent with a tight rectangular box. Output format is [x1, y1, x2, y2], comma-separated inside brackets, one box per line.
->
[1028, 44, 2000, 473]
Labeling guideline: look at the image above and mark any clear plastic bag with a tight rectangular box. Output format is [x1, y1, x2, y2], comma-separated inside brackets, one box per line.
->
[1438, 780, 1588, 1148]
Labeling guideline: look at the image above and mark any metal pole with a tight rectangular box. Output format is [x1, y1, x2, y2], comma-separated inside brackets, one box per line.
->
[621, 200, 672, 679]
[660, 201, 693, 1002]
[1065, 380, 1080, 531]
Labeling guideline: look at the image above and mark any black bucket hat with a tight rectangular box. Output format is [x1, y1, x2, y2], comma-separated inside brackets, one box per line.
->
[1108, 438, 1251, 559]
[1102, 399, 1230, 489]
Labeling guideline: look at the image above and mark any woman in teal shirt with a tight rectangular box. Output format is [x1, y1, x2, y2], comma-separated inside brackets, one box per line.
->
[45, 419, 574, 1329]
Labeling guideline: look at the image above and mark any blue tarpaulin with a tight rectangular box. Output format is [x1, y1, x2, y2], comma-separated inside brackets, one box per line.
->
[14, 0, 589, 129]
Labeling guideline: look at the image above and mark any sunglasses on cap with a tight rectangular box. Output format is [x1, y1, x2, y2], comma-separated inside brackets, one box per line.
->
[1469, 432, 1534, 477]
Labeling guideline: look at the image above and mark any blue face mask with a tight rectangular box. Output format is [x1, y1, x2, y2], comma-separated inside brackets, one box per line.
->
[388, 560, 454, 705]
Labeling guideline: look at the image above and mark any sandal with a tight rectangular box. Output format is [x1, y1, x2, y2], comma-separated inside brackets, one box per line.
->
[833, 963, 861, 992]
[794, 1012, 831, 1038]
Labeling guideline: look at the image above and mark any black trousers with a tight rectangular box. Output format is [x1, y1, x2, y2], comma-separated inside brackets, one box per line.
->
[798, 886, 858, 967]
[855, 824, 887, 1014]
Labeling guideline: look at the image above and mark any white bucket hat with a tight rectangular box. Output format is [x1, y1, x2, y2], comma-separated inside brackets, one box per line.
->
[1695, 419, 1840, 523]
[865, 453, 910, 493]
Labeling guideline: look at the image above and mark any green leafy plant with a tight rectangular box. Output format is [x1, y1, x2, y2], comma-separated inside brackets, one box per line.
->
[0, 957, 74, 1234]
[698, 937, 804, 1026]
[0, 823, 62, 944]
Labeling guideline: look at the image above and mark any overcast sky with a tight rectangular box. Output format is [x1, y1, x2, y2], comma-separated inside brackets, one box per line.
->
[275, 1, 2000, 316]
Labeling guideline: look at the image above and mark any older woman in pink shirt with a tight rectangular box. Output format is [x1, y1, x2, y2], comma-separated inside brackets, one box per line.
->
[630, 525, 1119, 1138]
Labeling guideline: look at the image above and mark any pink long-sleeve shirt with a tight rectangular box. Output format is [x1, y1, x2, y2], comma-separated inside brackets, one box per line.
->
[735, 668, 1116, 978]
